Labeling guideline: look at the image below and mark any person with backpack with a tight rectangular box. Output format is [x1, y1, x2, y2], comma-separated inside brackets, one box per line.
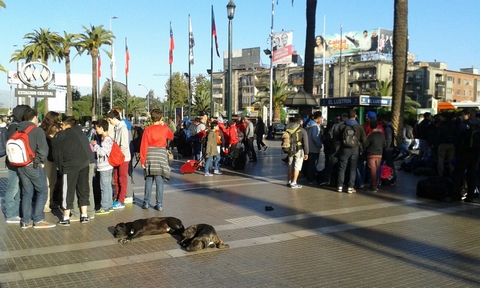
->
[14, 107, 56, 228]
[140, 109, 174, 211]
[451, 108, 480, 203]
[335, 109, 366, 193]
[107, 109, 132, 210]
[3, 105, 30, 224]
[91, 120, 114, 214]
[284, 116, 309, 189]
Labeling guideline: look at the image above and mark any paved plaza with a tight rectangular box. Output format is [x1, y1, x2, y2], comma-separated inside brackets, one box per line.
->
[1, 139, 480, 287]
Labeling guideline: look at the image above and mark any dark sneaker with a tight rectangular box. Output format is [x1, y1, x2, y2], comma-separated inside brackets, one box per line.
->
[142, 202, 149, 209]
[95, 208, 111, 215]
[80, 216, 89, 224]
[33, 220, 56, 229]
[263, 146, 268, 151]
[21, 222, 32, 229]
[154, 204, 163, 211]
[58, 219, 71, 227]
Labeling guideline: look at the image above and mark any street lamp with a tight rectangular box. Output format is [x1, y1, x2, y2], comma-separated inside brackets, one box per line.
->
[109, 16, 118, 111]
[226, 0, 236, 120]
[268, 0, 274, 127]
[138, 84, 149, 115]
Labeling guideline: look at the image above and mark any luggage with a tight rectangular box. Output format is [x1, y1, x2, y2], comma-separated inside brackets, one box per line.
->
[416, 177, 452, 201]
[232, 149, 247, 170]
[180, 155, 205, 174]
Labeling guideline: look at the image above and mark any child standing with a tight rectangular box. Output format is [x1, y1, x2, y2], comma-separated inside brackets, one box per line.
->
[91, 120, 114, 214]
[204, 121, 220, 176]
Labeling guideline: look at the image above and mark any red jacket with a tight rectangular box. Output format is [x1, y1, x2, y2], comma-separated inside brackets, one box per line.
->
[140, 123, 174, 165]
[227, 125, 239, 146]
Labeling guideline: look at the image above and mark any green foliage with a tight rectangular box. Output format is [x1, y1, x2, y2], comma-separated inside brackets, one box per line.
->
[368, 78, 392, 96]
[72, 95, 93, 119]
[192, 89, 210, 115]
[165, 72, 188, 110]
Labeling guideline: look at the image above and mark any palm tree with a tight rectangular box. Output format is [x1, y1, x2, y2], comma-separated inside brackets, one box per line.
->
[368, 79, 393, 96]
[20, 28, 62, 114]
[257, 80, 292, 122]
[78, 24, 114, 120]
[391, 0, 408, 146]
[192, 89, 211, 115]
[58, 32, 81, 116]
[0, 1, 5, 8]
[303, 0, 317, 94]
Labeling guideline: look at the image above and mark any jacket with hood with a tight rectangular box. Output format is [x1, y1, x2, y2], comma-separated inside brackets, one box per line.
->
[15, 121, 49, 165]
[306, 119, 323, 154]
[52, 126, 90, 174]
[114, 120, 131, 162]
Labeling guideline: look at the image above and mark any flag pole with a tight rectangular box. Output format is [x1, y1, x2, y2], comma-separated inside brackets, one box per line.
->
[169, 22, 174, 119]
[210, 6, 214, 117]
[125, 37, 129, 119]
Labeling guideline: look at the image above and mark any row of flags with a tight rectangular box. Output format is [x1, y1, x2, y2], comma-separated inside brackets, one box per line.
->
[96, 7, 220, 78]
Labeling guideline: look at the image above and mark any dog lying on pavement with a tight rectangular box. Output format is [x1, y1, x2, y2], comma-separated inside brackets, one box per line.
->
[114, 217, 184, 244]
[179, 224, 229, 252]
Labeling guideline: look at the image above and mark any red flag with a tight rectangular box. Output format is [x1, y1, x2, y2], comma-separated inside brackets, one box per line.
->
[97, 55, 101, 78]
[169, 22, 175, 65]
[212, 7, 220, 57]
[125, 39, 130, 75]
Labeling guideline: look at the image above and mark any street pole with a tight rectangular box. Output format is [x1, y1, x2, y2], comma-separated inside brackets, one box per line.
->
[269, 0, 274, 127]
[9, 44, 17, 112]
[138, 84, 149, 115]
[226, 0, 236, 120]
[110, 16, 118, 111]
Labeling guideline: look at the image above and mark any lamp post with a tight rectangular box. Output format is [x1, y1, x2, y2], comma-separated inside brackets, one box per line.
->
[109, 16, 118, 111]
[226, 0, 236, 120]
[138, 84, 149, 115]
[9, 44, 17, 112]
[268, 0, 274, 127]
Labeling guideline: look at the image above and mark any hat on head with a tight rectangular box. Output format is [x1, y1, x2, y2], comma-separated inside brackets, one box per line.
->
[366, 111, 377, 119]
[217, 115, 224, 123]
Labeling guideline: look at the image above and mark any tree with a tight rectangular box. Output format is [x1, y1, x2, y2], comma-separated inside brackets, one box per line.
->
[15, 28, 61, 114]
[165, 72, 189, 111]
[391, 0, 408, 146]
[192, 89, 210, 115]
[368, 79, 392, 96]
[72, 95, 93, 120]
[303, 0, 317, 94]
[77, 25, 114, 120]
[256, 80, 292, 122]
[57, 32, 81, 116]
[0, 1, 5, 8]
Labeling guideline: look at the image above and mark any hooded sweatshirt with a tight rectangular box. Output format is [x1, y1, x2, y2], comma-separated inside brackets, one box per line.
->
[306, 119, 322, 153]
[52, 127, 90, 174]
[15, 121, 49, 165]
[337, 119, 366, 149]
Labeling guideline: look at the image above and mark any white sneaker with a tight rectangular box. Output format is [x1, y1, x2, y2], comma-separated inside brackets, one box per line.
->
[214, 170, 223, 175]
[6, 216, 21, 223]
[124, 197, 134, 204]
[290, 183, 302, 189]
[337, 187, 343, 193]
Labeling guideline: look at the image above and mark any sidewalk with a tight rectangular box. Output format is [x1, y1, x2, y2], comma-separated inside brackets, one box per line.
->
[1, 139, 479, 287]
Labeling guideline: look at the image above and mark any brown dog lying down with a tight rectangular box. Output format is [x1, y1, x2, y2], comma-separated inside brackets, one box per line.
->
[114, 217, 184, 244]
[179, 224, 229, 252]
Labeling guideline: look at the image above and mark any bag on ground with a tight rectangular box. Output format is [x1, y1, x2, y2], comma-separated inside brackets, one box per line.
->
[416, 176, 452, 201]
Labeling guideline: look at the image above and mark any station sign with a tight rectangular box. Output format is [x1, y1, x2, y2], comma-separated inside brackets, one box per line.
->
[15, 88, 56, 98]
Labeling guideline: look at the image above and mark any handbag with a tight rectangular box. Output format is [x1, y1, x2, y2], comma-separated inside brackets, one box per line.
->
[108, 137, 125, 167]
[316, 147, 326, 172]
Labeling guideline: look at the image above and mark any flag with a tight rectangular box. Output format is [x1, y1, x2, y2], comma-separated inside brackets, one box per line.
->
[111, 43, 116, 78]
[125, 38, 130, 75]
[169, 22, 175, 65]
[97, 55, 101, 78]
[212, 7, 220, 57]
[188, 14, 195, 64]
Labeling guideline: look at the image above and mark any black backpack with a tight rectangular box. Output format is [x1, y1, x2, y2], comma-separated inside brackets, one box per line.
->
[0, 127, 7, 157]
[342, 124, 358, 148]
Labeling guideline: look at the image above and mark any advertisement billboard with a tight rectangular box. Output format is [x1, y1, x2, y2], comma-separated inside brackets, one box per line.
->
[314, 28, 393, 59]
[272, 31, 293, 64]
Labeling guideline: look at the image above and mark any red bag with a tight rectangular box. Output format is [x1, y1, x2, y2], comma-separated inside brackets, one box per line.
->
[108, 137, 125, 167]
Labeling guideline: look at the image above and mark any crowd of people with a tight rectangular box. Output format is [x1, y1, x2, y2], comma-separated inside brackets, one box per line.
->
[4, 105, 479, 228]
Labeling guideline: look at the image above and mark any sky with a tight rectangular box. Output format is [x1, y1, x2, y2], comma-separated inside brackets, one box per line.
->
[1, 0, 480, 110]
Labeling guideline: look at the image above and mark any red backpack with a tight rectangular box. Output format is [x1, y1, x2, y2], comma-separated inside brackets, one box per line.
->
[107, 136, 125, 167]
[6, 125, 36, 166]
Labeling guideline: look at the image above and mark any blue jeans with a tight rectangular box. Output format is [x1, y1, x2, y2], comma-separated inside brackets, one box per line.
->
[99, 169, 113, 210]
[17, 165, 48, 224]
[214, 151, 221, 171]
[205, 156, 213, 173]
[337, 147, 359, 188]
[144, 176, 164, 206]
[4, 167, 21, 219]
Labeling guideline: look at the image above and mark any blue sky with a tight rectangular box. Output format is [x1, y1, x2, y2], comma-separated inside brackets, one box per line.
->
[1, 0, 480, 109]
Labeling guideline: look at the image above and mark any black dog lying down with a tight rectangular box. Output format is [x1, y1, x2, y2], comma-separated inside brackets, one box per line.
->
[180, 224, 229, 252]
[114, 217, 184, 244]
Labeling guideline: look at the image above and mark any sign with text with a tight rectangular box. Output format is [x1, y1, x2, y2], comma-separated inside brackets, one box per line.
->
[359, 96, 392, 106]
[15, 88, 56, 98]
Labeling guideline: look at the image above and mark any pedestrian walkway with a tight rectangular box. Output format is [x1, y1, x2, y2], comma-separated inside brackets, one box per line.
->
[1, 139, 479, 287]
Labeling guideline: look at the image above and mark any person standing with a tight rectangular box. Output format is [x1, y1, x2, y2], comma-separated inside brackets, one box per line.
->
[140, 109, 174, 211]
[243, 117, 257, 162]
[91, 120, 114, 214]
[16, 108, 56, 228]
[254, 116, 268, 151]
[363, 121, 385, 192]
[286, 116, 309, 189]
[53, 117, 91, 226]
[107, 110, 132, 210]
[336, 109, 366, 193]
[4, 105, 30, 224]
[204, 121, 220, 176]
[305, 111, 323, 184]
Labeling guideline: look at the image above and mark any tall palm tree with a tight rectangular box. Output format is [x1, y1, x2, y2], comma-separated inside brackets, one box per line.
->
[391, 0, 408, 146]
[21, 28, 62, 114]
[0, 1, 5, 9]
[192, 89, 211, 115]
[257, 80, 292, 122]
[303, 0, 317, 94]
[368, 79, 393, 96]
[78, 24, 114, 120]
[58, 32, 81, 116]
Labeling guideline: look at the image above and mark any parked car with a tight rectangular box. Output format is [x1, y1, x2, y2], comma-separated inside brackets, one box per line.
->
[273, 123, 285, 135]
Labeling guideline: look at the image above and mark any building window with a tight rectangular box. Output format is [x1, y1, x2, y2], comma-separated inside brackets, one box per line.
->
[457, 90, 461, 95]
[447, 76, 454, 82]
[447, 88, 452, 93]
[458, 78, 461, 84]
[469, 91, 472, 97]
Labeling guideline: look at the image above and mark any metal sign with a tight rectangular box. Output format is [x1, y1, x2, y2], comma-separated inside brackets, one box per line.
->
[359, 96, 392, 106]
[17, 62, 54, 88]
[15, 88, 56, 98]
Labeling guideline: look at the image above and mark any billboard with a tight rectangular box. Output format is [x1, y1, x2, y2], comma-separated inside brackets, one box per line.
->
[314, 28, 393, 59]
[272, 31, 293, 64]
